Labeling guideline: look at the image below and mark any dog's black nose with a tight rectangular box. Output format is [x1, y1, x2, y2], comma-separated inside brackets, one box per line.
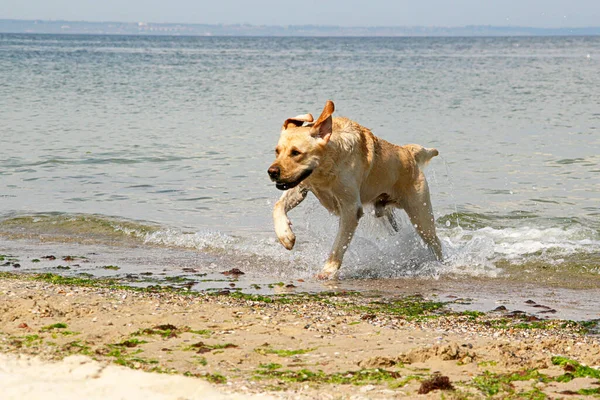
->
[268, 165, 280, 180]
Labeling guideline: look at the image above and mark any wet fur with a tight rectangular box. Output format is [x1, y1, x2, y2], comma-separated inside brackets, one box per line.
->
[268, 100, 442, 279]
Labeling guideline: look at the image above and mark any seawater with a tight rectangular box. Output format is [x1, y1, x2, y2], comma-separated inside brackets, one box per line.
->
[1, 34, 599, 284]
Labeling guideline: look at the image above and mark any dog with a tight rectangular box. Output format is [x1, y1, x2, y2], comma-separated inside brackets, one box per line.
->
[268, 100, 443, 279]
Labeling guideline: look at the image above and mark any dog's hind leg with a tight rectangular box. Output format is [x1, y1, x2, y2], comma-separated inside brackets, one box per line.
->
[273, 186, 308, 250]
[400, 175, 443, 261]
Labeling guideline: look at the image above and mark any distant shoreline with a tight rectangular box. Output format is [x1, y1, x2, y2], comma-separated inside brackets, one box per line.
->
[1, 19, 600, 37]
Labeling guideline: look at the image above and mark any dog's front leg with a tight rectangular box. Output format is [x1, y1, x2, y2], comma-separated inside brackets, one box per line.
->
[316, 204, 363, 280]
[273, 186, 308, 250]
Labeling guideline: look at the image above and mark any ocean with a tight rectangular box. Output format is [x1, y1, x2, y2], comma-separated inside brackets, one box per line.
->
[1, 34, 599, 315]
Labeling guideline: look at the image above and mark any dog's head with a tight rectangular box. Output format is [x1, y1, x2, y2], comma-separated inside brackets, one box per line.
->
[268, 100, 335, 190]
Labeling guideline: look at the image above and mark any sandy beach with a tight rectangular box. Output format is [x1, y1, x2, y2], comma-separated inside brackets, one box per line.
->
[1, 274, 599, 399]
[0, 353, 271, 400]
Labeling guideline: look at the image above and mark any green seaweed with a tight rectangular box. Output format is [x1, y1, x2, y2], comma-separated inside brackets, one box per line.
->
[460, 310, 485, 320]
[259, 363, 283, 370]
[41, 322, 68, 331]
[552, 356, 600, 381]
[254, 346, 316, 357]
[193, 356, 208, 366]
[182, 341, 238, 352]
[254, 366, 402, 386]
[477, 360, 498, 368]
[353, 295, 446, 320]
[16, 334, 43, 347]
[164, 275, 195, 283]
[132, 327, 179, 339]
[472, 370, 550, 397]
[104, 346, 157, 369]
[63, 340, 92, 355]
[388, 374, 422, 389]
[115, 338, 147, 348]
[578, 387, 600, 395]
[482, 318, 556, 330]
[189, 329, 212, 337]
[55, 330, 79, 337]
[205, 373, 227, 384]
[131, 324, 202, 339]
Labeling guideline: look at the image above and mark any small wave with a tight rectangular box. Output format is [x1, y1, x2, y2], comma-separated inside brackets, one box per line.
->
[144, 229, 237, 250]
[442, 224, 599, 260]
[1, 155, 196, 170]
[555, 158, 586, 165]
[0, 213, 158, 242]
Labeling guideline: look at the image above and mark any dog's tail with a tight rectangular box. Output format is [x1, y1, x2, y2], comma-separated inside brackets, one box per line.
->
[405, 144, 439, 168]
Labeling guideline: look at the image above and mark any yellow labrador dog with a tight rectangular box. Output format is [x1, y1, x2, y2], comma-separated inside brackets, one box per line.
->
[268, 100, 442, 279]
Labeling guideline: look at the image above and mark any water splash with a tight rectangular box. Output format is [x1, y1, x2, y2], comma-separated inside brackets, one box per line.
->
[3, 211, 598, 280]
[141, 208, 599, 279]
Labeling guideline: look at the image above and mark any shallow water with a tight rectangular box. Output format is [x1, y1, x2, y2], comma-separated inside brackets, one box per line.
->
[2, 236, 600, 322]
[1, 34, 599, 293]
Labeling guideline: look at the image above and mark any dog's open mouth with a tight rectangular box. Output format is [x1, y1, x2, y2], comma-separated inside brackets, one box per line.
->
[274, 169, 313, 190]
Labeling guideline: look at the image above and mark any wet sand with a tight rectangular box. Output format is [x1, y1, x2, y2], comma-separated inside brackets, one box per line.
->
[3, 237, 600, 323]
[1, 275, 600, 399]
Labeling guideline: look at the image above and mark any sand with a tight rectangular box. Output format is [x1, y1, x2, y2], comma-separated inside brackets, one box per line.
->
[1, 275, 599, 399]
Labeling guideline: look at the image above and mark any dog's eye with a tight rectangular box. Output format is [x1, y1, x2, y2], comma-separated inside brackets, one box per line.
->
[275, 148, 280, 156]
[290, 149, 302, 157]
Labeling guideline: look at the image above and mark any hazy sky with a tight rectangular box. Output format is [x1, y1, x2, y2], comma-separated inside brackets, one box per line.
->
[2, 0, 600, 27]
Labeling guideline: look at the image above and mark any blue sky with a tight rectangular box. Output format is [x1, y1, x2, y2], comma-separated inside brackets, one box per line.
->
[2, 0, 599, 27]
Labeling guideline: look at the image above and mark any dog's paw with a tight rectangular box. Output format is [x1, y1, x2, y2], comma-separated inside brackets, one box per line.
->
[315, 261, 340, 280]
[315, 271, 335, 280]
[275, 217, 295, 250]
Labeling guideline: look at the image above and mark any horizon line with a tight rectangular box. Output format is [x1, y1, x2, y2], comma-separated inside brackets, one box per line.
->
[2, 18, 600, 30]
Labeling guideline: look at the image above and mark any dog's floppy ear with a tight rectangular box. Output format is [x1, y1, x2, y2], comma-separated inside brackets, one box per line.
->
[282, 113, 314, 130]
[310, 100, 334, 144]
